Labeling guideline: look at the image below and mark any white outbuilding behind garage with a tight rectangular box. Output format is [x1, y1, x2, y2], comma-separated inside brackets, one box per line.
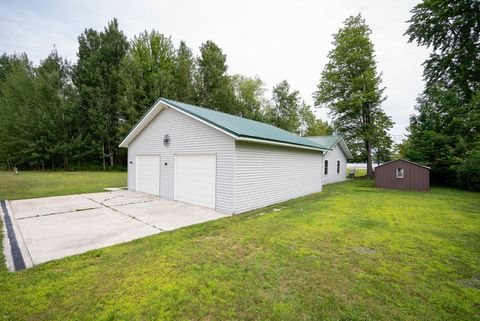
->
[306, 136, 353, 184]
[120, 98, 331, 214]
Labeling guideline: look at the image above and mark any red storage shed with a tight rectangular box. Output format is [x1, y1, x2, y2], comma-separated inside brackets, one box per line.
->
[375, 159, 430, 191]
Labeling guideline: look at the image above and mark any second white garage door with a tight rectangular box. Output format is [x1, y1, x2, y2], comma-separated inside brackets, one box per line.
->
[174, 154, 216, 209]
[136, 155, 160, 195]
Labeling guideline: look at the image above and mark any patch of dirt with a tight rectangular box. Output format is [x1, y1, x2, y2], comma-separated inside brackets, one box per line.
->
[250, 211, 266, 218]
[458, 275, 480, 289]
[353, 247, 377, 255]
[248, 207, 287, 219]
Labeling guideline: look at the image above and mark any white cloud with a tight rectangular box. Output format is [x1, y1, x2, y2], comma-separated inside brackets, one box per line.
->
[0, 0, 429, 141]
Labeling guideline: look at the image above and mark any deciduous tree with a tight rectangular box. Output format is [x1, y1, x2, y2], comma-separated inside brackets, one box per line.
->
[267, 80, 302, 133]
[232, 75, 267, 121]
[314, 14, 393, 177]
[404, 0, 480, 189]
[173, 41, 195, 103]
[73, 18, 129, 169]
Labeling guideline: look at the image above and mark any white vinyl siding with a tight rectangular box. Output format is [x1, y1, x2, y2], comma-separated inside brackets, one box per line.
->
[323, 143, 348, 184]
[128, 108, 235, 213]
[234, 142, 323, 213]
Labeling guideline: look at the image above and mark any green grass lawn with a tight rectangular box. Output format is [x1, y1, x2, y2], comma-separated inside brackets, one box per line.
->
[0, 179, 479, 320]
[0, 171, 127, 200]
[347, 167, 367, 177]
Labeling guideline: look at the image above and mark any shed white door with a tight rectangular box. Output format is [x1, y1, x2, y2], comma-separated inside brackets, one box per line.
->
[174, 154, 216, 209]
[136, 155, 160, 195]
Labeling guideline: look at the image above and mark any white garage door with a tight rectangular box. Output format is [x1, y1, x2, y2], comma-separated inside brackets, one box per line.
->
[136, 155, 160, 195]
[174, 154, 216, 209]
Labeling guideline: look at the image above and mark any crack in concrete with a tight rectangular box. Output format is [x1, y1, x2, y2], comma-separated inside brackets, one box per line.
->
[16, 193, 156, 221]
[83, 191, 157, 207]
[16, 206, 103, 220]
[80, 195, 164, 232]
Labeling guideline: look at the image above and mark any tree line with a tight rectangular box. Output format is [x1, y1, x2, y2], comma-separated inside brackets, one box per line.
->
[400, 0, 480, 190]
[0, 19, 336, 171]
[1, 1, 477, 190]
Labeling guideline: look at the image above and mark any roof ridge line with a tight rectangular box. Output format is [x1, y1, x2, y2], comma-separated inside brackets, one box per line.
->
[160, 98, 331, 150]
[160, 98, 273, 127]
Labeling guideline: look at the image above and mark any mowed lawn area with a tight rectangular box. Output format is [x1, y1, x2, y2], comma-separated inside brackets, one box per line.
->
[0, 177, 479, 320]
[0, 171, 127, 200]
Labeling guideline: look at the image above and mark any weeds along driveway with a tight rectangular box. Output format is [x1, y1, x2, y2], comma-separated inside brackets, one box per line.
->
[1, 190, 229, 271]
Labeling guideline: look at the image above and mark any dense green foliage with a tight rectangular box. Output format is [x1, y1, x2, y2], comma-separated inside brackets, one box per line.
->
[1, 179, 478, 320]
[0, 19, 329, 171]
[314, 15, 393, 176]
[231, 74, 267, 121]
[404, 0, 480, 190]
[0, 52, 82, 170]
[74, 19, 129, 170]
[266, 80, 332, 136]
[194, 41, 237, 114]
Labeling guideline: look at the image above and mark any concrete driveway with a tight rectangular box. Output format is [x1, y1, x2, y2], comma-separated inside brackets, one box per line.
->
[1, 190, 228, 271]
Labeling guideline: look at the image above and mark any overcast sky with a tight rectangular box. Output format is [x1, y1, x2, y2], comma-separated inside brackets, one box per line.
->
[0, 0, 429, 141]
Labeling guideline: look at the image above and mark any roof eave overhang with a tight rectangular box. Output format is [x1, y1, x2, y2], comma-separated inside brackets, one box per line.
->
[119, 98, 164, 148]
[119, 99, 329, 152]
[337, 138, 354, 159]
[376, 158, 431, 169]
[236, 136, 330, 152]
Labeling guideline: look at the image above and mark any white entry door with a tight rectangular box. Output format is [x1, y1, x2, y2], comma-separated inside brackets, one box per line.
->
[136, 155, 160, 195]
[174, 154, 216, 209]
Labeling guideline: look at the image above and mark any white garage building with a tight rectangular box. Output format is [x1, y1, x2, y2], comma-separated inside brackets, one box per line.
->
[306, 136, 353, 184]
[119, 98, 331, 214]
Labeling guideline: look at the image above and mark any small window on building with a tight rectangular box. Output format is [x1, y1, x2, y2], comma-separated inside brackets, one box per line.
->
[337, 160, 340, 174]
[396, 168, 404, 179]
[324, 160, 328, 175]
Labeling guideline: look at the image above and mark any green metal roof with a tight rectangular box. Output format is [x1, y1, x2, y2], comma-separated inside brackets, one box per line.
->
[305, 135, 342, 149]
[159, 98, 330, 150]
[306, 135, 354, 159]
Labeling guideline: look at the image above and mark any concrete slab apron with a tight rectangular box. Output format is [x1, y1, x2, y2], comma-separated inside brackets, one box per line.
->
[112, 198, 229, 231]
[8, 192, 162, 268]
[4, 190, 229, 270]
[10, 195, 102, 219]
[16, 206, 159, 265]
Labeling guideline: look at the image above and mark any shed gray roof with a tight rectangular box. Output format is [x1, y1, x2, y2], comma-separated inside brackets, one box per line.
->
[119, 98, 331, 151]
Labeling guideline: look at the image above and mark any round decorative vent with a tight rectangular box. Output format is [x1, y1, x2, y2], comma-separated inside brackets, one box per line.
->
[163, 134, 170, 147]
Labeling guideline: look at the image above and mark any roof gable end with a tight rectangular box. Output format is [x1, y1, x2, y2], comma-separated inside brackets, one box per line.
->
[376, 159, 431, 169]
[119, 98, 331, 151]
[306, 135, 353, 159]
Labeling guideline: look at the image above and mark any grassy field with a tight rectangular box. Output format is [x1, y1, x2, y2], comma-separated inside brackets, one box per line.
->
[0, 171, 127, 200]
[346, 167, 367, 177]
[0, 178, 479, 320]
